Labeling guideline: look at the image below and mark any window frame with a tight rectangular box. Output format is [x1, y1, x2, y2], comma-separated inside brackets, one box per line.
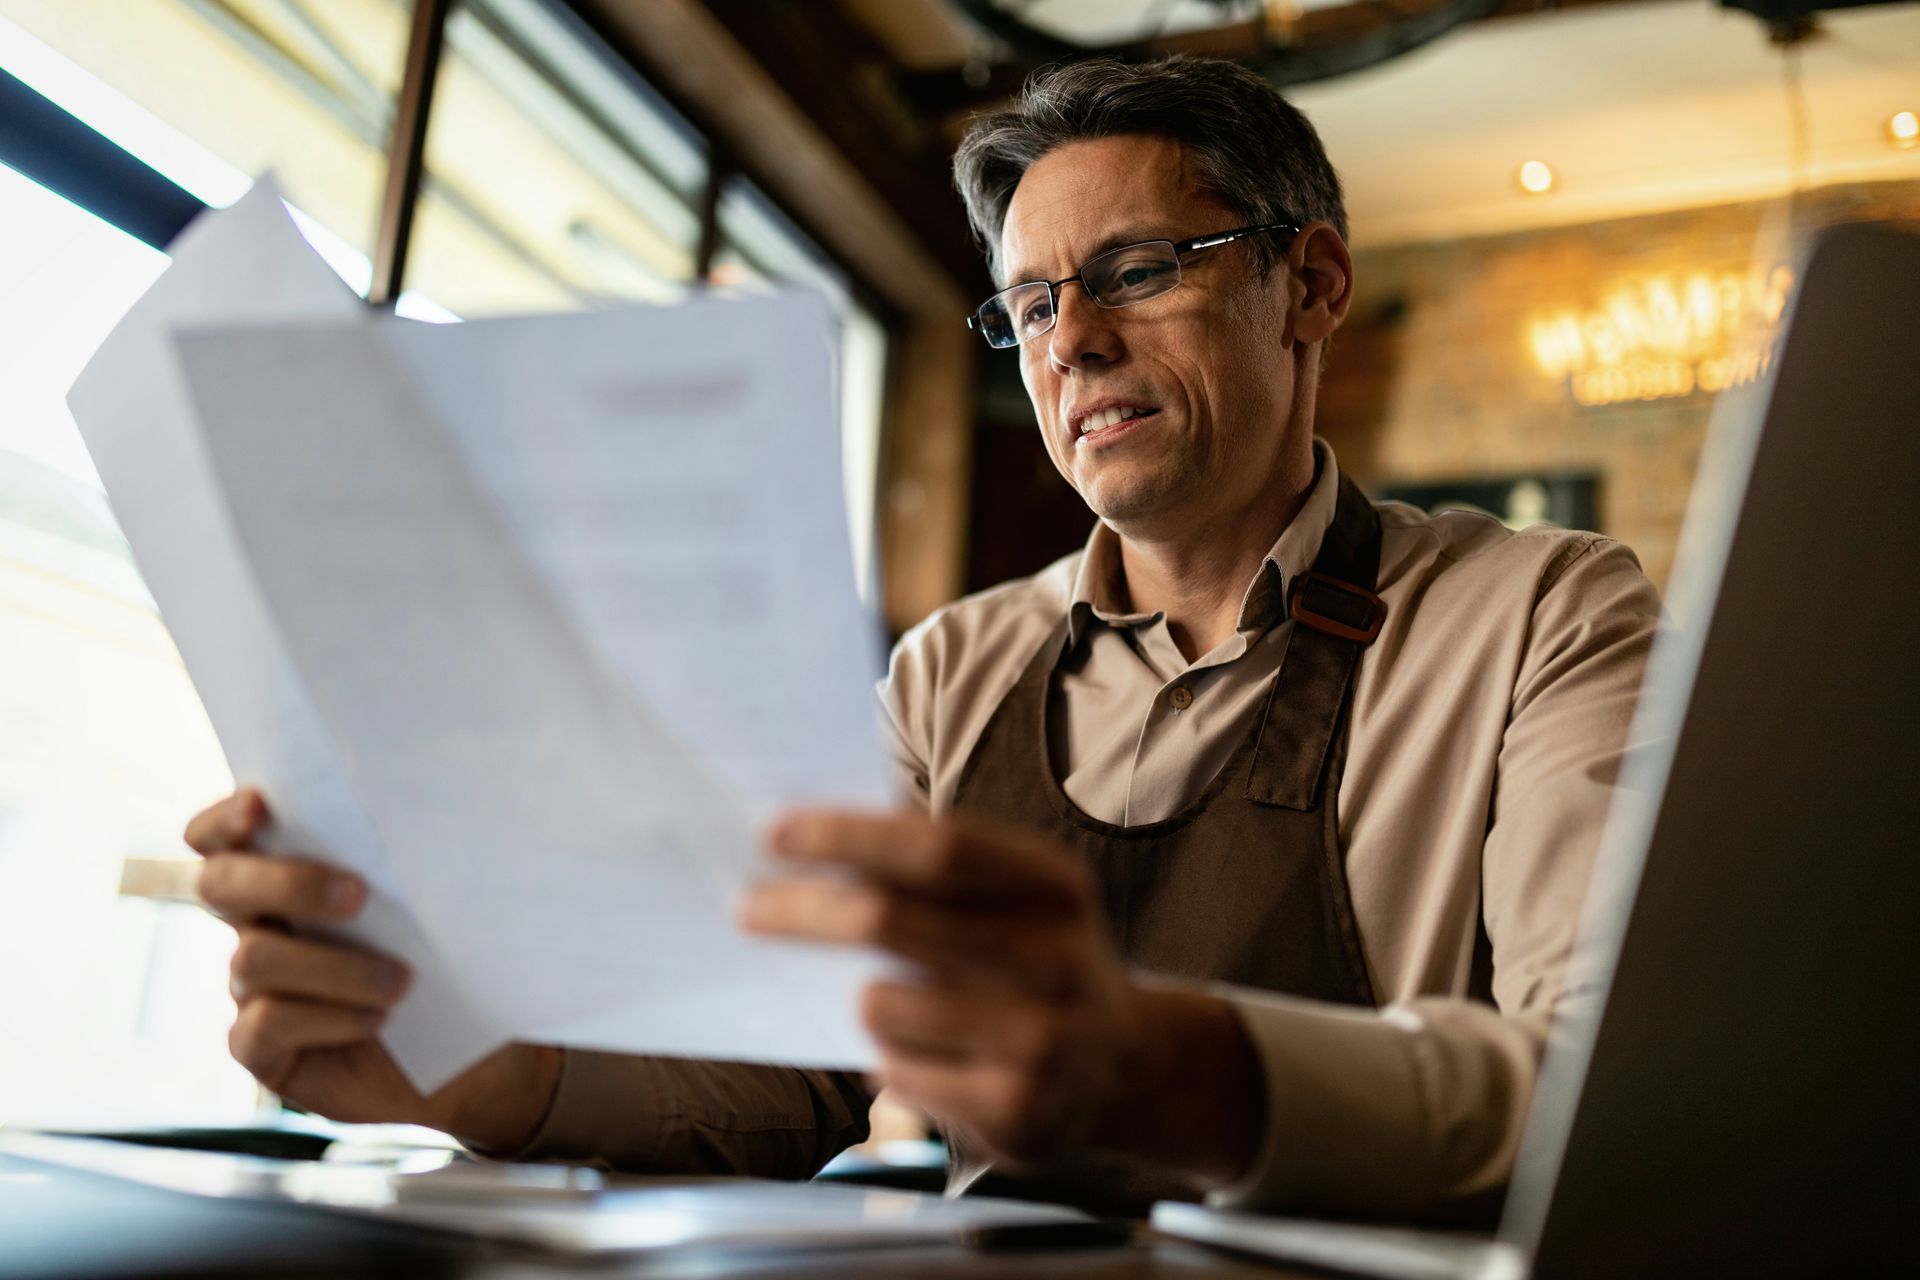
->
[0, 0, 898, 323]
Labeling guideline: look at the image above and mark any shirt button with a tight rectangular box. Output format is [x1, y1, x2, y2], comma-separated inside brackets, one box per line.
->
[1168, 686, 1193, 711]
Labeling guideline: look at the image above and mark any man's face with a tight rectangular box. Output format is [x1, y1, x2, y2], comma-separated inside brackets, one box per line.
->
[998, 135, 1302, 532]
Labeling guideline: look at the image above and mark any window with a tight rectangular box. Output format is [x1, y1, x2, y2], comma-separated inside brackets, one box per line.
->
[0, 166, 254, 1128]
[716, 177, 890, 598]
[408, 0, 706, 313]
[0, 0, 425, 1128]
[0, 0, 894, 1128]
[0, 0, 413, 263]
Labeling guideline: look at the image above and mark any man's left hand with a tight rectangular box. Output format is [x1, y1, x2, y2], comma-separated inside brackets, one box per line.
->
[740, 809, 1261, 1186]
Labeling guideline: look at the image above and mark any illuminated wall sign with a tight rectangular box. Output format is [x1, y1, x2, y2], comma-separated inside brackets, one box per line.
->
[1526, 264, 1794, 407]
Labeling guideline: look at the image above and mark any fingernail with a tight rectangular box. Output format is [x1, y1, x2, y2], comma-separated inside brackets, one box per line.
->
[330, 876, 366, 915]
[378, 961, 410, 999]
[743, 883, 789, 931]
[770, 816, 813, 858]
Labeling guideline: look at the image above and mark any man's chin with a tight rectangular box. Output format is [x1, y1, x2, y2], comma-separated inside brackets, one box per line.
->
[1079, 473, 1190, 529]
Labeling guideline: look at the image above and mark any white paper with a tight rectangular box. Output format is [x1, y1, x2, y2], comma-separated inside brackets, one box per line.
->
[68, 185, 888, 1090]
[66, 181, 505, 1086]
[383, 302, 891, 839]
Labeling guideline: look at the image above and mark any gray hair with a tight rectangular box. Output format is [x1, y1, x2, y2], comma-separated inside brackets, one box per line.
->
[953, 55, 1347, 284]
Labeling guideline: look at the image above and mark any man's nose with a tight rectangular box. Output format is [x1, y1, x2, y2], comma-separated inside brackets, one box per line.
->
[1045, 284, 1124, 372]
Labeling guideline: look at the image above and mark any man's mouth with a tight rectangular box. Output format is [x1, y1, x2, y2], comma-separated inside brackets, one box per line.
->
[1076, 405, 1160, 439]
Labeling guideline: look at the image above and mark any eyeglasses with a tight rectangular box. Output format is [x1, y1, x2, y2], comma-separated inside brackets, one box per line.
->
[966, 222, 1301, 350]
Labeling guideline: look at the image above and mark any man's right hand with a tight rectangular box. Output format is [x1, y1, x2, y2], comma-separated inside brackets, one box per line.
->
[186, 788, 562, 1153]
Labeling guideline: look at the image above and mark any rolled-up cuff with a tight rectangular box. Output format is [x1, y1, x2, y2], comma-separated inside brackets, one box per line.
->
[498, 1047, 666, 1168]
[1207, 989, 1435, 1216]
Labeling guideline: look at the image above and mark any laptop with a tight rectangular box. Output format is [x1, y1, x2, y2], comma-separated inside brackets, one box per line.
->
[1153, 220, 1920, 1277]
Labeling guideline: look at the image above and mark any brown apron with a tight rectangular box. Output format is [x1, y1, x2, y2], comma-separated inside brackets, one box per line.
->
[943, 475, 1388, 1208]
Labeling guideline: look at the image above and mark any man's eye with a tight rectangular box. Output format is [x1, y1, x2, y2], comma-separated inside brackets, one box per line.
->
[1116, 262, 1171, 289]
[1021, 298, 1054, 327]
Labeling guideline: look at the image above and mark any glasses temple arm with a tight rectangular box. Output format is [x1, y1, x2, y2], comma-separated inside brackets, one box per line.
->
[1174, 223, 1303, 254]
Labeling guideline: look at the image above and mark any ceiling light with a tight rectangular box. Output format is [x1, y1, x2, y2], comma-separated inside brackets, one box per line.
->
[1517, 161, 1555, 195]
[1890, 111, 1919, 149]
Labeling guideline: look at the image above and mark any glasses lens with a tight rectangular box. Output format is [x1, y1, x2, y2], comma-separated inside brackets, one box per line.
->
[1084, 242, 1180, 307]
[975, 283, 1055, 348]
[972, 293, 1019, 348]
[998, 284, 1059, 347]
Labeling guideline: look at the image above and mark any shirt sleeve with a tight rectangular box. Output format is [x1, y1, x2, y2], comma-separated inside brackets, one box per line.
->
[1211, 537, 1661, 1218]
[505, 1050, 874, 1178]
[877, 617, 938, 814]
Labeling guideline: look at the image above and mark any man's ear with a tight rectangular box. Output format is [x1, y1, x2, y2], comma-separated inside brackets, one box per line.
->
[1287, 222, 1354, 348]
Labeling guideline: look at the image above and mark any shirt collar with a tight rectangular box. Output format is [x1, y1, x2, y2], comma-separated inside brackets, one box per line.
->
[1066, 437, 1343, 647]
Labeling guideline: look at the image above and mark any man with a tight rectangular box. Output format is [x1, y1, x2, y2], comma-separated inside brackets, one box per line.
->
[187, 56, 1658, 1218]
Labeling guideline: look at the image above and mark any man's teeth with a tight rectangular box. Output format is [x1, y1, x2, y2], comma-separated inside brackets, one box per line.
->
[1081, 406, 1151, 435]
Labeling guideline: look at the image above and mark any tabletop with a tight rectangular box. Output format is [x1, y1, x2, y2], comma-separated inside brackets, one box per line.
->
[0, 1151, 1312, 1279]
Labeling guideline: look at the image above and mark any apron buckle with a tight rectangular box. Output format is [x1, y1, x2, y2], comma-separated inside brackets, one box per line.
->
[1288, 571, 1387, 645]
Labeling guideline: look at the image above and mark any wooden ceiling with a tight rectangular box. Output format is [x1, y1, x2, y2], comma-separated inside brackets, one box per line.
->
[854, 0, 1660, 124]
[583, 0, 1920, 294]
[579, 0, 1671, 302]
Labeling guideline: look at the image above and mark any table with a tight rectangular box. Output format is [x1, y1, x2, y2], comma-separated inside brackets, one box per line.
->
[0, 1151, 1310, 1279]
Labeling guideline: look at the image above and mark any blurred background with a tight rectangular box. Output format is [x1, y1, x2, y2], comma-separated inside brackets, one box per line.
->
[0, 0, 1914, 1133]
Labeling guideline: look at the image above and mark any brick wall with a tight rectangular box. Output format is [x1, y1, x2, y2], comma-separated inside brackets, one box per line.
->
[1317, 180, 1920, 590]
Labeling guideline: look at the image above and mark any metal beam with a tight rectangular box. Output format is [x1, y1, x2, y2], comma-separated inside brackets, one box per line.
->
[692, 148, 729, 283]
[573, 0, 968, 319]
[370, 0, 455, 306]
[0, 67, 205, 250]
[699, 0, 988, 301]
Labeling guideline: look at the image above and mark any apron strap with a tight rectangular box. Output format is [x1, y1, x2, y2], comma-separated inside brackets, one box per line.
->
[1245, 476, 1387, 811]
[1015, 615, 1074, 693]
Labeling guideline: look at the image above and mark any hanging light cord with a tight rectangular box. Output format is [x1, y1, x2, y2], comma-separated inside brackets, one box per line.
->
[1779, 37, 1812, 197]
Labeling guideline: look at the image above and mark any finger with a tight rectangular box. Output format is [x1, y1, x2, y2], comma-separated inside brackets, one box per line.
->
[877, 1055, 1069, 1167]
[199, 852, 366, 925]
[862, 981, 1049, 1065]
[740, 878, 1075, 992]
[863, 981, 977, 1062]
[184, 788, 268, 855]
[875, 1055, 1010, 1134]
[766, 810, 1087, 909]
[229, 995, 384, 1093]
[230, 929, 409, 1011]
[741, 876, 941, 958]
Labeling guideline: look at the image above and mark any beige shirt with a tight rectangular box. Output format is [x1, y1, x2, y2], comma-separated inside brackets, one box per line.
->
[520, 439, 1660, 1218]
